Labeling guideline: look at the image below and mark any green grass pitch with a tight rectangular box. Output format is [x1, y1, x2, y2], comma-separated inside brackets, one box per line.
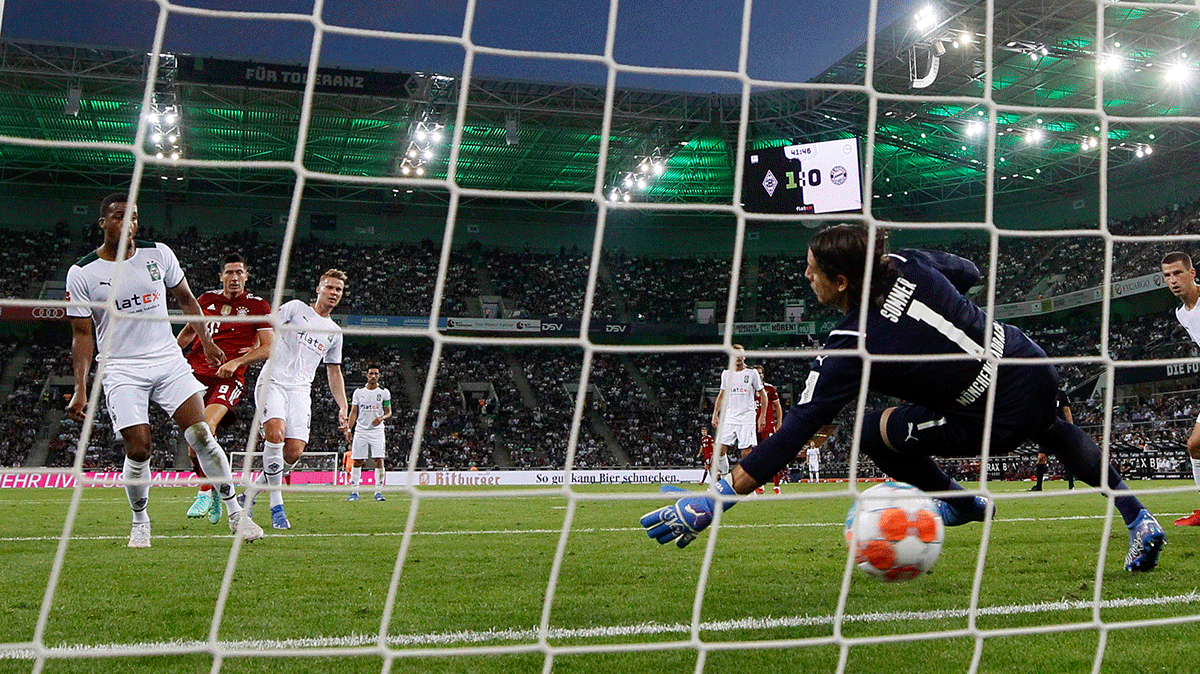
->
[1, 480, 1199, 674]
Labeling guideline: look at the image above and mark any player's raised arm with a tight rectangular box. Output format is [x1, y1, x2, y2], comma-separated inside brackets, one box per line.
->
[169, 278, 225, 367]
[67, 317, 94, 422]
[216, 326, 273, 379]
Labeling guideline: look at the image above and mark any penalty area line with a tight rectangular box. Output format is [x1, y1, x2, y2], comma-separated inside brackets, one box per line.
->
[6, 591, 1200, 658]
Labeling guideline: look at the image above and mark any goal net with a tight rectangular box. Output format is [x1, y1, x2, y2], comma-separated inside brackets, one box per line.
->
[4, 0, 1200, 672]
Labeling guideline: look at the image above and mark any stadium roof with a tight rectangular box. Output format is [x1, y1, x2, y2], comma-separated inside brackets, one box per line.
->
[0, 0, 1198, 216]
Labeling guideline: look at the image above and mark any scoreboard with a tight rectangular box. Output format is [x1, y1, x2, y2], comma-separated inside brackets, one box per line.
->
[742, 138, 862, 215]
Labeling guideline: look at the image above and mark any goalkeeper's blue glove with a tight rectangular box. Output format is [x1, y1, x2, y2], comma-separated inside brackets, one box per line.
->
[639, 478, 736, 548]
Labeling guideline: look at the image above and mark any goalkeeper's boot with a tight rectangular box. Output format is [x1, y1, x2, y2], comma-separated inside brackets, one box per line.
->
[270, 504, 291, 530]
[374, 492, 386, 502]
[934, 496, 993, 527]
[1125, 509, 1165, 572]
[1174, 509, 1200, 526]
[207, 491, 223, 525]
[128, 522, 151, 548]
[346, 493, 359, 502]
[228, 510, 264, 542]
[187, 491, 212, 518]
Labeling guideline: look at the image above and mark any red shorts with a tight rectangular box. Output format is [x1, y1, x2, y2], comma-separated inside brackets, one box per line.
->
[195, 373, 245, 410]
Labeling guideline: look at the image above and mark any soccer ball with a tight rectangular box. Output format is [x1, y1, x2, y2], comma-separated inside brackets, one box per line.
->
[844, 481, 944, 582]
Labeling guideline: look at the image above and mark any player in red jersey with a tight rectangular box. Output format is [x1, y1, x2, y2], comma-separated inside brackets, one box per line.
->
[176, 254, 273, 523]
[698, 427, 715, 484]
[753, 365, 787, 494]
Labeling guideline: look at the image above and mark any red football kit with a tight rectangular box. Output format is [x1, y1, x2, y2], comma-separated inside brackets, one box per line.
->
[185, 290, 271, 408]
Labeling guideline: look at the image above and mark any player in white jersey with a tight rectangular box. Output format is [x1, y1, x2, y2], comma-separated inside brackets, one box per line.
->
[346, 364, 392, 502]
[805, 443, 821, 482]
[1161, 251, 1200, 526]
[709, 345, 767, 478]
[65, 193, 263, 547]
[239, 270, 350, 529]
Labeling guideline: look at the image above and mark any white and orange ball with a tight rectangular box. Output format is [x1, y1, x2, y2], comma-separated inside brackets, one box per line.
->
[844, 481, 944, 582]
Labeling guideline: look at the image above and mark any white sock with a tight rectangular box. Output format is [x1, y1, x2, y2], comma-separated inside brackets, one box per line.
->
[184, 422, 241, 515]
[374, 467, 385, 492]
[717, 454, 729, 476]
[262, 441, 285, 508]
[123, 456, 150, 524]
[350, 465, 361, 491]
[1192, 458, 1200, 493]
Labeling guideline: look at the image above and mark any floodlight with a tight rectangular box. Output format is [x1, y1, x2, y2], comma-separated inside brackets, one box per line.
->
[423, 150, 433, 160]
[431, 131, 443, 143]
[164, 113, 177, 125]
[170, 152, 180, 160]
[637, 179, 647, 189]
[652, 163, 665, 175]
[155, 152, 164, 159]
[1145, 145, 1153, 155]
[415, 167, 425, 176]
[151, 133, 162, 143]
[401, 166, 411, 175]
[408, 150, 417, 159]
[416, 131, 427, 142]
[168, 134, 177, 143]
[1166, 63, 1189, 83]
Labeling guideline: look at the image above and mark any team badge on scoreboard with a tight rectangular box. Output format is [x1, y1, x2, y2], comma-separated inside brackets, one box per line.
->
[762, 170, 779, 197]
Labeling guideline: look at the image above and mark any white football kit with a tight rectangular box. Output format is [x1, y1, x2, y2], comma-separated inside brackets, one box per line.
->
[65, 241, 204, 429]
[255, 299, 343, 443]
[1175, 302, 1200, 423]
[351, 385, 390, 459]
[717, 367, 764, 449]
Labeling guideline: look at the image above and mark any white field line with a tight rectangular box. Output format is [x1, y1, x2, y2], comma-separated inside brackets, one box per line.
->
[3, 591, 1200, 659]
[0, 512, 1190, 543]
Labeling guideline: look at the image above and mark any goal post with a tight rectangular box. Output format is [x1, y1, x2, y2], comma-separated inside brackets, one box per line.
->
[229, 451, 343, 486]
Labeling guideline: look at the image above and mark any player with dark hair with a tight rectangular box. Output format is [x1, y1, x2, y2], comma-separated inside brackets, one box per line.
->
[238, 269, 350, 529]
[641, 223, 1165, 573]
[66, 193, 262, 546]
[697, 427, 714, 484]
[176, 253, 272, 523]
[1161, 251, 1200, 526]
[346, 363, 392, 502]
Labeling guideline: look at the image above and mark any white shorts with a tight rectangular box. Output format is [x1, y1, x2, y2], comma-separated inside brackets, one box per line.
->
[717, 422, 758, 450]
[102, 357, 205, 431]
[255, 379, 313, 444]
[351, 427, 386, 460]
[808, 460, 820, 470]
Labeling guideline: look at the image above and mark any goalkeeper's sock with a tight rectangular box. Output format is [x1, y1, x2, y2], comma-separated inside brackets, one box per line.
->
[262, 441, 285, 508]
[1034, 462, 1047, 488]
[184, 422, 242, 515]
[123, 456, 151, 524]
[350, 465, 361, 491]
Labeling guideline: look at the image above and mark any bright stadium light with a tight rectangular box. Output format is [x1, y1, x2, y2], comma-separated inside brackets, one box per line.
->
[415, 167, 425, 176]
[155, 152, 164, 159]
[1136, 148, 1145, 158]
[914, 4, 937, 32]
[170, 151, 180, 160]
[431, 131, 443, 143]
[416, 130, 427, 142]
[164, 112, 177, 125]
[422, 150, 433, 160]
[151, 133, 162, 143]
[1100, 53, 1122, 73]
[1025, 129, 1043, 144]
[652, 162, 665, 175]
[1145, 145, 1153, 155]
[401, 166, 411, 175]
[637, 178, 647, 190]
[1165, 63, 1189, 83]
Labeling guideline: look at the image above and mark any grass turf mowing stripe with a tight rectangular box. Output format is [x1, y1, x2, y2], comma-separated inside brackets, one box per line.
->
[4, 591, 1200, 658]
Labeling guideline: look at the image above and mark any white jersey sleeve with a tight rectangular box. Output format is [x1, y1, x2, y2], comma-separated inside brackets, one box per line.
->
[159, 242, 184, 288]
[65, 265, 91, 319]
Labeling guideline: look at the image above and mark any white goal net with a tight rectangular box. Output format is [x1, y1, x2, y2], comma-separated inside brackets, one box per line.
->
[3, 0, 1200, 673]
